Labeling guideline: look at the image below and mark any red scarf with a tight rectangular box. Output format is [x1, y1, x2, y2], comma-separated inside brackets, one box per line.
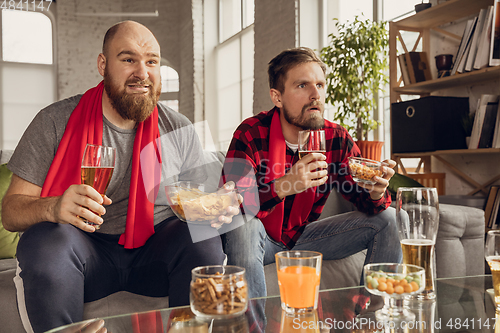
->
[261, 111, 316, 243]
[41, 81, 161, 249]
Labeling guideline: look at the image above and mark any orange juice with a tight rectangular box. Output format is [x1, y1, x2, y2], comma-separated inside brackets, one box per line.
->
[277, 266, 320, 309]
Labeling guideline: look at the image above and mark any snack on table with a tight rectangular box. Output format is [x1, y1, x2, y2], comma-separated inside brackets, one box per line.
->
[366, 273, 421, 295]
[348, 157, 387, 185]
[190, 266, 248, 318]
[165, 182, 236, 222]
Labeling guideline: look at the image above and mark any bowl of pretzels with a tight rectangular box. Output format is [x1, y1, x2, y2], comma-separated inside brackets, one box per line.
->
[165, 181, 237, 223]
[190, 265, 248, 319]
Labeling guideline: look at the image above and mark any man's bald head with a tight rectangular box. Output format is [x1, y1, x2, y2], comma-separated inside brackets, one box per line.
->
[102, 21, 159, 58]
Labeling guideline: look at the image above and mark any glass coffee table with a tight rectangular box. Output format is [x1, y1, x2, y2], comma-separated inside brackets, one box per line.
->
[47, 275, 497, 333]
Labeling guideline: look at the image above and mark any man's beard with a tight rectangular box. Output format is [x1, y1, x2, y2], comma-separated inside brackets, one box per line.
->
[103, 70, 161, 123]
[282, 101, 325, 130]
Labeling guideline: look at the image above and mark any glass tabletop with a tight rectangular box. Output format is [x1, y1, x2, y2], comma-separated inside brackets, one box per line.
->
[47, 275, 497, 333]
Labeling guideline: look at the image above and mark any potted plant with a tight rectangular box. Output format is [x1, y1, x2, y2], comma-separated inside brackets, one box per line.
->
[321, 16, 389, 160]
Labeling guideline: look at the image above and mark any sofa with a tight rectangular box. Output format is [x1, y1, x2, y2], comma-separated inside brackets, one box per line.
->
[0, 150, 485, 332]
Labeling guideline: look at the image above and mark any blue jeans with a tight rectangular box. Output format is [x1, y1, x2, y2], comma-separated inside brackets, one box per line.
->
[221, 207, 402, 299]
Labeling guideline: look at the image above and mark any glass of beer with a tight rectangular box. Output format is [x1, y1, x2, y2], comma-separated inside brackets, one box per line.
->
[80, 144, 115, 228]
[485, 230, 500, 308]
[396, 187, 439, 300]
[298, 129, 326, 159]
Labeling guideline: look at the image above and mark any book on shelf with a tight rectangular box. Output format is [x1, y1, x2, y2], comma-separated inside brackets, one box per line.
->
[452, 18, 477, 75]
[478, 101, 499, 148]
[465, 8, 488, 72]
[492, 102, 500, 148]
[475, 6, 494, 70]
[397, 54, 411, 85]
[490, 0, 500, 66]
[486, 185, 500, 229]
[404, 52, 432, 83]
[469, 94, 499, 149]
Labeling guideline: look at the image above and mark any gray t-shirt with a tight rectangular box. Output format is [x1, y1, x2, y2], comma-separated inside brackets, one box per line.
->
[8, 94, 207, 234]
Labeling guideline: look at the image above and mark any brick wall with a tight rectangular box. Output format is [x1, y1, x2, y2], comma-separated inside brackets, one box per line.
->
[253, 0, 298, 114]
[56, 0, 196, 121]
[57, 0, 119, 99]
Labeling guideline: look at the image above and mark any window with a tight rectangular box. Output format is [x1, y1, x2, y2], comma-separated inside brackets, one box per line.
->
[160, 65, 179, 93]
[2, 9, 53, 64]
[0, 9, 56, 150]
[337, 0, 373, 23]
[216, 0, 254, 150]
[159, 65, 179, 112]
[219, 0, 254, 42]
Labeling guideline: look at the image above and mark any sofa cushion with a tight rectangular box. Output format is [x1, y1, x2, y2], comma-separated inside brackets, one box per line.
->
[0, 164, 19, 259]
[435, 204, 485, 278]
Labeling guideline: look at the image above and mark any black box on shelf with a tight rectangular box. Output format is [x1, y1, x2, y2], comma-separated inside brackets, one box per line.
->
[391, 96, 469, 153]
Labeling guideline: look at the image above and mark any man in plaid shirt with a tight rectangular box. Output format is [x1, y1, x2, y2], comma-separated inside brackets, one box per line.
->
[220, 47, 402, 299]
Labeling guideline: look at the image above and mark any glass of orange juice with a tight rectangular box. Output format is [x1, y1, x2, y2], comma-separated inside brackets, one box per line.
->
[275, 250, 322, 315]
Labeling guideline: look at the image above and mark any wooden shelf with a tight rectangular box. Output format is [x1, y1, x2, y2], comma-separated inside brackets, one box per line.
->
[393, 148, 500, 158]
[393, 66, 500, 95]
[389, 0, 500, 196]
[393, 148, 500, 196]
[394, 0, 493, 29]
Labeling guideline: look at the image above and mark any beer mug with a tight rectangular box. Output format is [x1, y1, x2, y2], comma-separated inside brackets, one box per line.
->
[396, 187, 439, 300]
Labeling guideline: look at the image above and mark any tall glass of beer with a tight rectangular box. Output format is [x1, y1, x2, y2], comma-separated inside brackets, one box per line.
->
[298, 130, 326, 159]
[396, 187, 439, 300]
[485, 230, 500, 308]
[80, 144, 115, 228]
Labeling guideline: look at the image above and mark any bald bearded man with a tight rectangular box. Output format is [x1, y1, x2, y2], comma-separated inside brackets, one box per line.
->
[2, 21, 238, 333]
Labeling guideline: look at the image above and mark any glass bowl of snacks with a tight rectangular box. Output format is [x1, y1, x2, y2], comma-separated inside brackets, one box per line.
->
[165, 181, 237, 224]
[190, 265, 248, 319]
[364, 263, 425, 323]
[348, 157, 388, 185]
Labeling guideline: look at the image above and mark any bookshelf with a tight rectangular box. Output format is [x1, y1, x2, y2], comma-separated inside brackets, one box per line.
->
[393, 66, 500, 95]
[389, 0, 500, 196]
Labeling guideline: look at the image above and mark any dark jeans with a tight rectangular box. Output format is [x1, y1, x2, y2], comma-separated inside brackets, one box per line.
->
[15, 217, 225, 333]
[221, 207, 402, 299]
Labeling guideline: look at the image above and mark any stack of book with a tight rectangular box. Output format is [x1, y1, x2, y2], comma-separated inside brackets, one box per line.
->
[468, 94, 500, 149]
[485, 185, 500, 230]
[451, 1, 500, 75]
[397, 52, 432, 85]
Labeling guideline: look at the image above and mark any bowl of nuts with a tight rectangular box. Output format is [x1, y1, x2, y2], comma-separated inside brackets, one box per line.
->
[348, 156, 388, 185]
[190, 265, 248, 319]
[363, 263, 425, 323]
[165, 181, 237, 224]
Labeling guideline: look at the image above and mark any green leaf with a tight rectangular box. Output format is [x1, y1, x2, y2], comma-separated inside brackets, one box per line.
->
[321, 16, 389, 140]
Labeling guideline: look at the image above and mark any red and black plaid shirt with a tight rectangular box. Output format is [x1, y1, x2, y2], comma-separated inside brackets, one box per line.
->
[222, 107, 391, 249]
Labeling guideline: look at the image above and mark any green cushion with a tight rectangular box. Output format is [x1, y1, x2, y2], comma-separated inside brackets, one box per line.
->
[0, 163, 18, 259]
[388, 172, 424, 201]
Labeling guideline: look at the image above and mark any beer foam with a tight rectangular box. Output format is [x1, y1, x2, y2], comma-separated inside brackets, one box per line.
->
[400, 239, 435, 246]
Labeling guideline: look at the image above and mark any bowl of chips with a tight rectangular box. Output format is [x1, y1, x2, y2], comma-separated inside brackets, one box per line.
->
[165, 181, 237, 223]
[348, 156, 388, 185]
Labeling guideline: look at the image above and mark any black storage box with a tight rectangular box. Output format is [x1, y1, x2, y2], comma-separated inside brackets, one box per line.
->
[391, 96, 469, 153]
